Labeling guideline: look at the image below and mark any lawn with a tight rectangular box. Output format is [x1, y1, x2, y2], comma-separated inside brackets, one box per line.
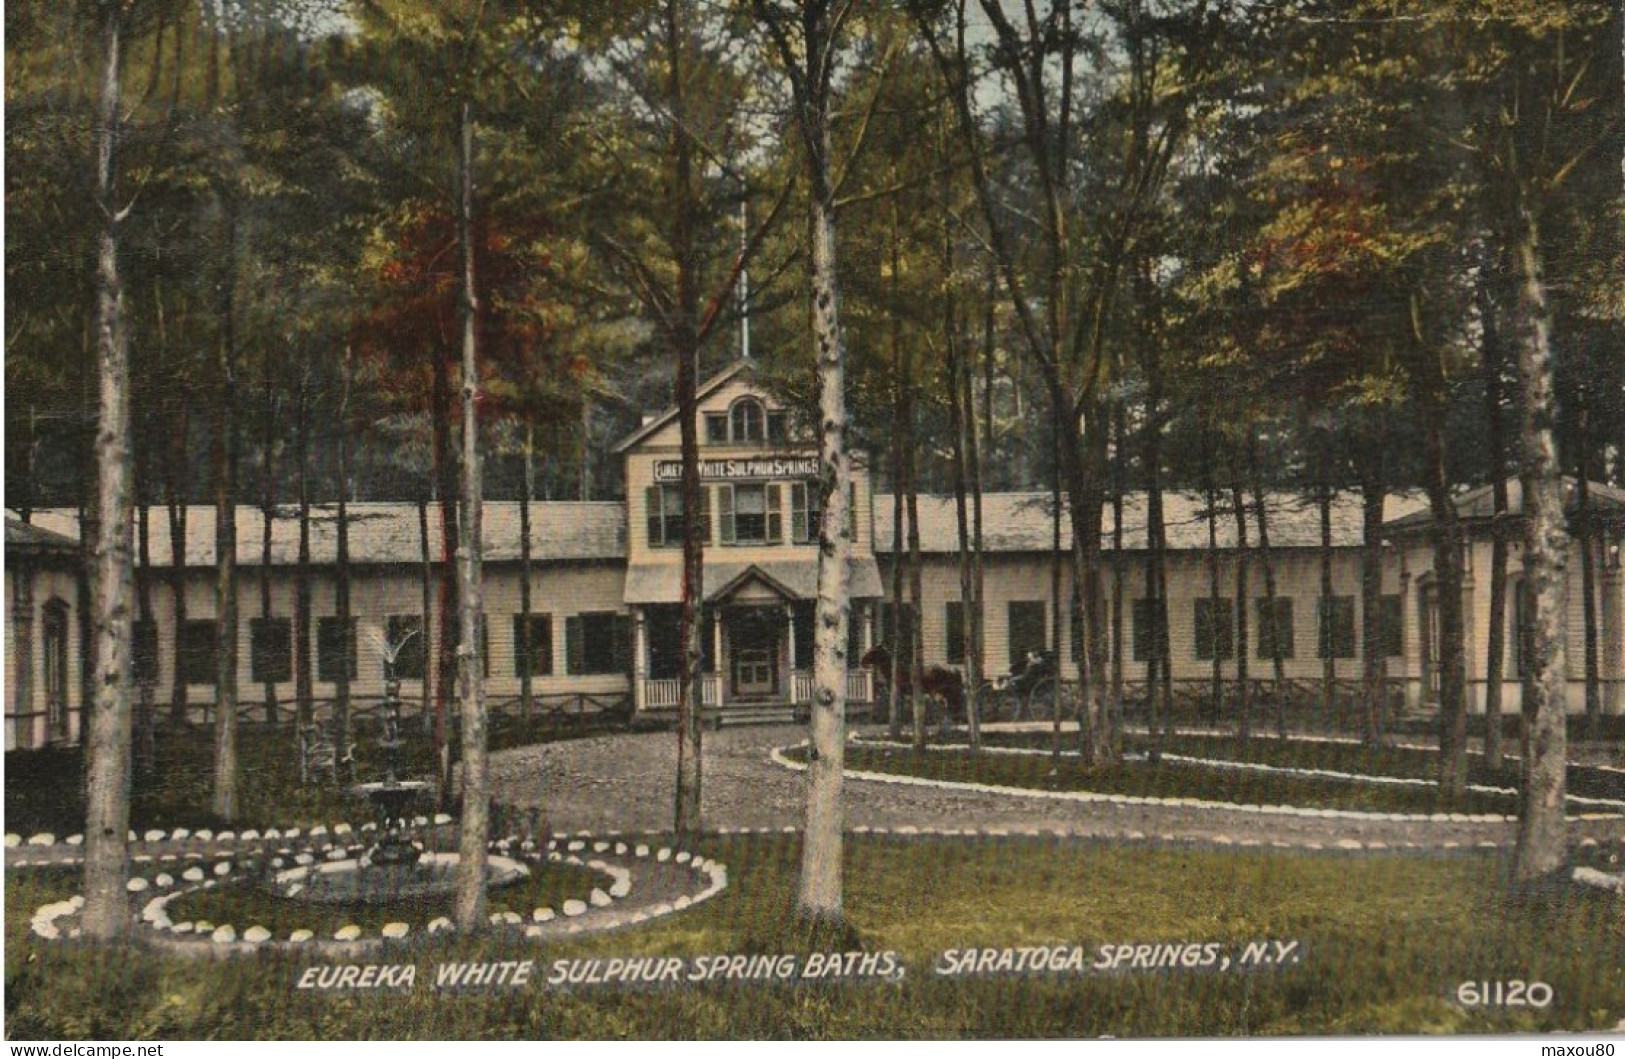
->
[6, 836, 1621, 1039]
[818, 744, 1532, 816]
[976, 731, 1625, 803]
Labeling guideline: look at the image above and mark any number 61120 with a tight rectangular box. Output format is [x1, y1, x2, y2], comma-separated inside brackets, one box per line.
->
[1456, 980, 1553, 1007]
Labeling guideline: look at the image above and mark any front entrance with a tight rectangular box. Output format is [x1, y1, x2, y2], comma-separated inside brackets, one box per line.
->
[728, 606, 781, 699]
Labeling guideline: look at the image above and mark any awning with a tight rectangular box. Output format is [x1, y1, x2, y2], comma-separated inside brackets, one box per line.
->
[624, 558, 883, 605]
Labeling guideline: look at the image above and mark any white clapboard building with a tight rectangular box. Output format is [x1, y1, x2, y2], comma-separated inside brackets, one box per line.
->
[9, 363, 1623, 749]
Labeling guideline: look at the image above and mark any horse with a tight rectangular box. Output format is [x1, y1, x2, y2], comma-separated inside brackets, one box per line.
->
[859, 644, 966, 724]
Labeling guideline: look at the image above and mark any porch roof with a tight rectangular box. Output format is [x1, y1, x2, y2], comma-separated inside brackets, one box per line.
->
[623, 558, 883, 605]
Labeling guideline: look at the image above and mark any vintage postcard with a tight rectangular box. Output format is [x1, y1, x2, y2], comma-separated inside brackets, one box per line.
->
[5, 0, 1623, 1045]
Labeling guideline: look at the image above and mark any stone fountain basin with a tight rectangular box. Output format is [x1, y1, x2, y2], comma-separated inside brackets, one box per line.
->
[272, 853, 529, 905]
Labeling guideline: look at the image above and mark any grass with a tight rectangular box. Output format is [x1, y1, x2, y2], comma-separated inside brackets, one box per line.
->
[158, 858, 607, 936]
[977, 731, 1625, 802]
[6, 836, 1622, 1038]
[818, 745, 1530, 815]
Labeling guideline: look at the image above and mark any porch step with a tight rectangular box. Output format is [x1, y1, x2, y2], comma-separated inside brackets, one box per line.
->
[710, 704, 801, 728]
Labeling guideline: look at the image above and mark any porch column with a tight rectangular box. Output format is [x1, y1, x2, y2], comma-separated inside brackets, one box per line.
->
[786, 603, 797, 671]
[1603, 550, 1622, 715]
[631, 606, 646, 714]
[1400, 566, 1420, 709]
[712, 610, 724, 708]
[862, 602, 875, 653]
[10, 562, 34, 748]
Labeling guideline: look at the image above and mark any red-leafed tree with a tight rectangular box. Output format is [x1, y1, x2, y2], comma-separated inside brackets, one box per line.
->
[355, 202, 555, 801]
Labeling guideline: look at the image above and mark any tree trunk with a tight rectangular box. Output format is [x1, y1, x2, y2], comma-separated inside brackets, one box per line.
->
[334, 358, 353, 745]
[947, 263, 980, 750]
[294, 368, 314, 728]
[519, 422, 534, 725]
[887, 367, 905, 741]
[668, 0, 705, 836]
[167, 478, 188, 727]
[1318, 457, 1336, 727]
[83, 0, 134, 940]
[1510, 199, 1570, 888]
[1480, 271, 1510, 770]
[1250, 436, 1288, 738]
[1203, 435, 1223, 725]
[417, 496, 432, 730]
[453, 100, 489, 932]
[259, 354, 278, 725]
[778, 3, 855, 923]
[1358, 453, 1388, 748]
[1423, 406, 1469, 802]
[1576, 413, 1601, 741]
[432, 358, 458, 805]
[212, 199, 241, 823]
[1230, 460, 1252, 742]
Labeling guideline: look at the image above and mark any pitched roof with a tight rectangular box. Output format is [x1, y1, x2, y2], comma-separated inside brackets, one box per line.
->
[1382, 478, 1625, 535]
[872, 491, 1430, 553]
[612, 361, 753, 454]
[31, 502, 626, 568]
[5, 514, 80, 555]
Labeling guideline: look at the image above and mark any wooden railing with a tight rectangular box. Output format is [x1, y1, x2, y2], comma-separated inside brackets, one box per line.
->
[641, 676, 721, 709]
[789, 668, 873, 704]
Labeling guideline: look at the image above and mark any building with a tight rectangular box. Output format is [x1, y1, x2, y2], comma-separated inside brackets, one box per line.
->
[5, 516, 84, 750]
[9, 365, 1623, 748]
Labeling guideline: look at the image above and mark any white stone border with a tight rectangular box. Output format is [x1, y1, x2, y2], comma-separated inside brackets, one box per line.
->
[771, 741, 1625, 823]
[849, 735, 1625, 815]
[25, 831, 729, 951]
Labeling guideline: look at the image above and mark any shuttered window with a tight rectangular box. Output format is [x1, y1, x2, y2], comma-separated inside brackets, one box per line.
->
[567, 612, 631, 675]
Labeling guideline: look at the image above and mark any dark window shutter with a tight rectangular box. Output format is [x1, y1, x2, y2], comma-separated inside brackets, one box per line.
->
[566, 615, 584, 675]
[945, 601, 966, 666]
[613, 614, 632, 673]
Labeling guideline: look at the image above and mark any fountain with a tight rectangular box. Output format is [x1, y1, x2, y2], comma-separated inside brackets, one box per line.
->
[268, 643, 525, 905]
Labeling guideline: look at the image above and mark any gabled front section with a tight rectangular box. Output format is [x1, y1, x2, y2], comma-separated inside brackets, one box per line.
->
[619, 363, 881, 715]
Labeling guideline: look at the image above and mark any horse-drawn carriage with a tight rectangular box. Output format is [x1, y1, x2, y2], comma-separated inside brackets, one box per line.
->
[858, 646, 1075, 726]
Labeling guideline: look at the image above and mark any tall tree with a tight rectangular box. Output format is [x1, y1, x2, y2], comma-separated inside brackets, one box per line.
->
[83, 0, 138, 941]
[755, 0, 861, 927]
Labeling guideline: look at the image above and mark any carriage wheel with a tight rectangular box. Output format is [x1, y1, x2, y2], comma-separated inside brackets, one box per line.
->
[973, 682, 1001, 724]
[1027, 677, 1057, 722]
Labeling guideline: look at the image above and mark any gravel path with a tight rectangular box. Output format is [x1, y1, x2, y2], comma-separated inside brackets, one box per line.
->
[491, 724, 1625, 851]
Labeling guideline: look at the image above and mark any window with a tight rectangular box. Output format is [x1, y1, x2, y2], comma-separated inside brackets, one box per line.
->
[1318, 596, 1356, 659]
[791, 482, 823, 544]
[317, 617, 358, 682]
[567, 611, 631, 675]
[179, 620, 218, 685]
[386, 615, 426, 680]
[731, 398, 764, 442]
[250, 617, 292, 683]
[647, 484, 708, 548]
[514, 614, 553, 678]
[1195, 598, 1234, 661]
[705, 413, 728, 444]
[1132, 598, 1167, 663]
[132, 619, 160, 685]
[1007, 601, 1047, 670]
[1256, 598, 1295, 660]
[767, 411, 788, 444]
[1379, 594, 1404, 658]
[720, 483, 781, 544]
[945, 601, 966, 666]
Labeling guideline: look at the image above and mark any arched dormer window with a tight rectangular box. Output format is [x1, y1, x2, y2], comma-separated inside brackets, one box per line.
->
[730, 398, 764, 442]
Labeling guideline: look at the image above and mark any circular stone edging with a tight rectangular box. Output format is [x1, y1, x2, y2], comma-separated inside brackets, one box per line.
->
[26, 831, 728, 955]
[770, 741, 1622, 824]
[845, 735, 1625, 817]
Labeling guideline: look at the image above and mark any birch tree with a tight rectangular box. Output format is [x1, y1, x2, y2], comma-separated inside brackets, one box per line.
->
[83, 0, 137, 941]
[754, 0, 859, 926]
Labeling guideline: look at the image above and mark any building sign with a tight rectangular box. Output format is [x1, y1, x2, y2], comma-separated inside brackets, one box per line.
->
[653, 457, 818, 483]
